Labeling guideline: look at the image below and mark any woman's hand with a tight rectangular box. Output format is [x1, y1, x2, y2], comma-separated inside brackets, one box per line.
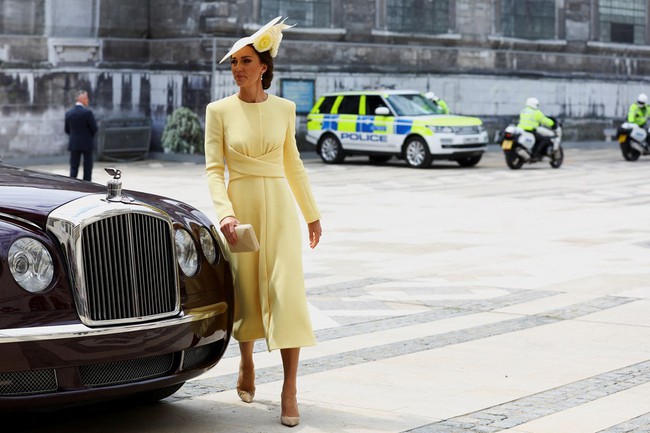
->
[220, 216, 240, 245]
[308, 220, 322, 249]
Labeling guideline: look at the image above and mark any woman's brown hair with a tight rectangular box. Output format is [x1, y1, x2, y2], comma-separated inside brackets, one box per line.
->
[252, 45, 274, 90]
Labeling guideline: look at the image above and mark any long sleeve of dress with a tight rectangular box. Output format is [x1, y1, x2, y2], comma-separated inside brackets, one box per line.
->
[205, 102, 236, 221]
[282, 102, 321, 224]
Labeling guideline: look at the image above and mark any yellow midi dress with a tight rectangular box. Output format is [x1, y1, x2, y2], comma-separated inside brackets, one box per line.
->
[205, 94, 320, 351]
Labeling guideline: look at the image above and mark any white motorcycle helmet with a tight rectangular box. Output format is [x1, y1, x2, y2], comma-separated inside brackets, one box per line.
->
[637, 93, 648, 106]
[425, 91, 439, 102]
[525, 97, 540, 109]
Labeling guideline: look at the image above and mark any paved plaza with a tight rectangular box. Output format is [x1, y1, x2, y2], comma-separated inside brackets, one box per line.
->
[14, 143, 650, 432]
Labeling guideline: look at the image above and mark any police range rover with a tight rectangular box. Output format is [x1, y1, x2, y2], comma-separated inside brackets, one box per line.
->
[306, 90, 489, 168]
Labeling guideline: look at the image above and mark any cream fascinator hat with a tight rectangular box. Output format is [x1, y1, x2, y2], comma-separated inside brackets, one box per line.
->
[220, 16, 294, 64]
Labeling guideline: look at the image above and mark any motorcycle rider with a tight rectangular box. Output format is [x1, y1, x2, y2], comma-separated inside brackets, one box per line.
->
[627, 93, 649, 127]
[517, 97, 555, 159]
[425, 91, 450, 114]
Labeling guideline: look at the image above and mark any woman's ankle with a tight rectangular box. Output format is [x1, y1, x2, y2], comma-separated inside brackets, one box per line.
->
[281, 391, 299, 417]
[238, 362, 255, 390]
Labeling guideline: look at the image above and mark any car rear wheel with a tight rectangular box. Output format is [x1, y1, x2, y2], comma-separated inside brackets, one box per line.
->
[456, 154, 482, 167]
[319, 135, 345, 164]
[404, 137, 431, 168]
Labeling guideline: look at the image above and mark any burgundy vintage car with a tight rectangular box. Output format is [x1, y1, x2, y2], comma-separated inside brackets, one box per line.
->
[0, 161, 234, 410]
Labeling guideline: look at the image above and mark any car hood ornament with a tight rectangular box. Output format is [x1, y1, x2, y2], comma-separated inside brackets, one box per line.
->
[105, 167, 124, 202]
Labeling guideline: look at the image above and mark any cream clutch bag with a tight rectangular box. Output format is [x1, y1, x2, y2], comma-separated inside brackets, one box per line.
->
[229, 224, 260, 253]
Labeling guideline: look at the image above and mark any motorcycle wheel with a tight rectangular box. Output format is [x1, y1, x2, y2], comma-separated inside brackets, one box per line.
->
[549, 146, 564, 169]
[504, 150, 524, 170]
[620, 142, 641, 161]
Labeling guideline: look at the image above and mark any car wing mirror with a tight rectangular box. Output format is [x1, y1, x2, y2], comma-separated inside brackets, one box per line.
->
[374, 106, 390, 116]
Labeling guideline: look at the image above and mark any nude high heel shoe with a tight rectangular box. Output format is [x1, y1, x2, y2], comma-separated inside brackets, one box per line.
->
[236, 365, 255, 403]
[280, 414, 300, 427]
[237, 388, 255, 403]
[280, 393, 300, 427]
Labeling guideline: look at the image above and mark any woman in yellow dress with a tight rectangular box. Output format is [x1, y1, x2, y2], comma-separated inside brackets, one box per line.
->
[204, 17, 322, 427]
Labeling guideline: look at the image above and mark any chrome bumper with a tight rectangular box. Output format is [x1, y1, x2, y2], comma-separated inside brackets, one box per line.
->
[0, 302, 227, 344]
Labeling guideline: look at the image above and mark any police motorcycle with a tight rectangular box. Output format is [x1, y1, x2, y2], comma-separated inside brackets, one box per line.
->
[616, 122, 650, 161]
[499, 117, 563, 169]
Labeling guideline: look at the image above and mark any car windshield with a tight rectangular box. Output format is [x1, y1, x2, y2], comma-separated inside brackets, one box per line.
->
[386, 94, 440, 116]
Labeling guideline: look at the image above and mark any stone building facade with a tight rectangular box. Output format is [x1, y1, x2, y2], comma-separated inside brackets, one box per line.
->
[1, 0, 650, 159]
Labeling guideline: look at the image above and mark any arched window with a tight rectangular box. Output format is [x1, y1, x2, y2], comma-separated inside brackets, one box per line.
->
[260, 0, 331, 28]
[385, 0, 450, 34]
[598, 0, 646, 45]
[501, 0, 555, 40]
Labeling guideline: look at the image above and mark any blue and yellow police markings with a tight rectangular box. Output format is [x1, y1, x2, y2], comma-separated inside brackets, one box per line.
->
[336, 115, 388, 147]
[357, 115, 387, 133]
[307, 111, 434, 152]
[321, 114, 338, 131]
[394, 119, 414, 135]
[337, 115, 389, 144]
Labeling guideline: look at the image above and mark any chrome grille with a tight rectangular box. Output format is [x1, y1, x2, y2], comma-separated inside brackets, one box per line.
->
[456, 125, 482, 135]
[79, 353, 174, 388]
[0, 370, 57, 396]
[80, 213, 177, 323]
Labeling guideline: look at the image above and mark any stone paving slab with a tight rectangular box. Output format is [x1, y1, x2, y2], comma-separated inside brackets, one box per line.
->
[13, 144, 650, 432]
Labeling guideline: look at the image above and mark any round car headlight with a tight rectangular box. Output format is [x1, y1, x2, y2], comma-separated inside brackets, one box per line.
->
[8, 238, 54, 293]
[199, 227, 217, 264]
[174, 228, 198, 276]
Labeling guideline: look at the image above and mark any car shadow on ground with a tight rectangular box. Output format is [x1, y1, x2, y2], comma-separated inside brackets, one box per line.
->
[9, 393, 429, 433]
[336, 156, 482, 170]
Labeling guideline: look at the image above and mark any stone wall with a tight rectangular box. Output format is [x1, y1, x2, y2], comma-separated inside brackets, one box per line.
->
[1, 0, 650, 159]
[0, 70, 212, 157]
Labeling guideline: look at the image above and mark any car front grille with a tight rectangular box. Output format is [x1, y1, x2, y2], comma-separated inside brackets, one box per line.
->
[455, 126, 482, 135]
[0, 370, 58, 396]
[0, 348, 209, 396]
[181, 341, 224, 371]
[80, 213, 178, 323]
[79, 353, 174, 388]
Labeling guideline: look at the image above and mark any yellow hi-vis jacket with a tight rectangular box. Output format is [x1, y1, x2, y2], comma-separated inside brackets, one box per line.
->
[627, 102, 649, 126]
[436, 99, 450, 114]
[517, 107, 554, 131]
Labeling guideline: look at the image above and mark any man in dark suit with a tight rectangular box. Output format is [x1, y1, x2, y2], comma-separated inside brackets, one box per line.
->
[65, 90, 98, 181]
